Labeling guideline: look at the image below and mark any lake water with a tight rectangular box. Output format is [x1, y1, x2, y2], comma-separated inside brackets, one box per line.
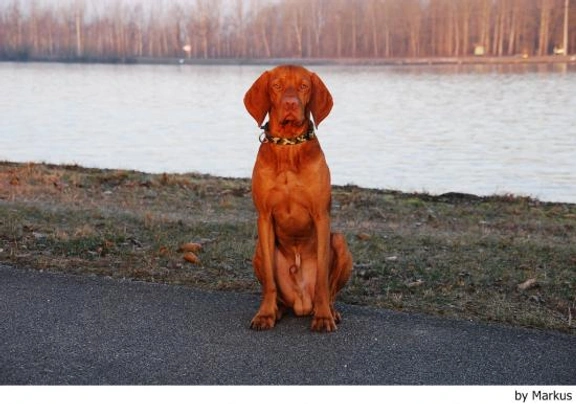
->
[1, 62, 575, 203]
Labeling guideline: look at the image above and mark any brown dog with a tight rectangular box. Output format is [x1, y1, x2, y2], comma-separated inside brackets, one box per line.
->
[244, 65, 352, 332]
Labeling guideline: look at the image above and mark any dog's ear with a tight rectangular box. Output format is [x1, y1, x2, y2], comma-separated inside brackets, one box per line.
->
[309, 73, 333, 127]
[244, 71, 270, 126]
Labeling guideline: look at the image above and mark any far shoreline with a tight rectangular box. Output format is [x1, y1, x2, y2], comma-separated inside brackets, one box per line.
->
[2, 55, 576, 67]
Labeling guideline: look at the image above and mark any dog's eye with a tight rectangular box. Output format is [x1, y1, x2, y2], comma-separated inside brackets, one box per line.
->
[299, 83, 309, 91]
[272, 82, 282, 91]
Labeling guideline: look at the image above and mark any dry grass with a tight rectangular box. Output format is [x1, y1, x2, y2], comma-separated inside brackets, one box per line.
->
[1, 161, 575, 333]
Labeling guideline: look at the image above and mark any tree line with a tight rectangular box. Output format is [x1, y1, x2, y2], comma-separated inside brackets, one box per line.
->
[0, 0, 573, 62]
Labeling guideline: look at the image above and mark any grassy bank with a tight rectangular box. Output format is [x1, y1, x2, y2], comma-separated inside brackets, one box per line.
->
[1, 161, 574, 333]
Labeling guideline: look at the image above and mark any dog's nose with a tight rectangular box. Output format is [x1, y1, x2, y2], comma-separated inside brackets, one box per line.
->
[283, 97, 300, 110]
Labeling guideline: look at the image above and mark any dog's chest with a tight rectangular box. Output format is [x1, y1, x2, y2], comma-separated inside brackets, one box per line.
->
[264, 170, 316, 236]
[267, 170, 309, 209]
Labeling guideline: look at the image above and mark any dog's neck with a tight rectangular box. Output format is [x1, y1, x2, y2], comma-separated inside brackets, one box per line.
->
[260, 121, 316, 145]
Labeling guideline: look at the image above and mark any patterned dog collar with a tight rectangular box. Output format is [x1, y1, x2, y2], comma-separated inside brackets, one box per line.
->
[259, 122, 316, 145]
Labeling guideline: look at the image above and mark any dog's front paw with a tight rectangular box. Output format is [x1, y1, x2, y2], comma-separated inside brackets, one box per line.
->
[250, 308, 279, 331]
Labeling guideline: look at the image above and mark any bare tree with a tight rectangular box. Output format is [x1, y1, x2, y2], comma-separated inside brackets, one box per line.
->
[538, 0, 552, 55]
[0, 0, 574, 61]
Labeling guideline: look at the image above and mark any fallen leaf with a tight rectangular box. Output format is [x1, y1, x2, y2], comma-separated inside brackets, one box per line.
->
[517, 278, 538, 291]
[183, 252, 201, 264]
[356, 233, 371, 241]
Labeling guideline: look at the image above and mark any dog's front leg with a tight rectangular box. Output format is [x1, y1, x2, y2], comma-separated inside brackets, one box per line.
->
[250, 215, 280, 330]
[311, 213, 337, 332]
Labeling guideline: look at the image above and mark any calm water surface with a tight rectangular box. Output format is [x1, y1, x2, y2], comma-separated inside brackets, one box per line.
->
[1, 62, 575, 203]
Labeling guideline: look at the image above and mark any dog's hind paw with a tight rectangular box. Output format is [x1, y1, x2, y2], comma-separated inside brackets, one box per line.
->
[311, 314, 337, 332]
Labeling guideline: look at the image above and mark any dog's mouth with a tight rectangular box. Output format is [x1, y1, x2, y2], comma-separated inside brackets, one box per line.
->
[281, 119, 299, 126]
[280, 114, 305, 127]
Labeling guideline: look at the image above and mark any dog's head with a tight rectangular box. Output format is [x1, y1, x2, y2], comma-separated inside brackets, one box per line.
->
[244, 65, 333, 130]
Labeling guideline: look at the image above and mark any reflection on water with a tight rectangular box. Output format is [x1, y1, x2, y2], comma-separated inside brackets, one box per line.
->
[1, 62, 575, 203]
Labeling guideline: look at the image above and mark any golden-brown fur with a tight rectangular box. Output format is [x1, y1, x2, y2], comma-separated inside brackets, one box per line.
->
[244, 65, 352, 332]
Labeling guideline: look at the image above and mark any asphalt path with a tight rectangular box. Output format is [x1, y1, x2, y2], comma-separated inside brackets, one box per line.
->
[1, 264, 574, 385]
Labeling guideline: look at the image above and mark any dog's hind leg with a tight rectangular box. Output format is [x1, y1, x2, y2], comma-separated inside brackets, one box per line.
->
[328, 233, 353, 323]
